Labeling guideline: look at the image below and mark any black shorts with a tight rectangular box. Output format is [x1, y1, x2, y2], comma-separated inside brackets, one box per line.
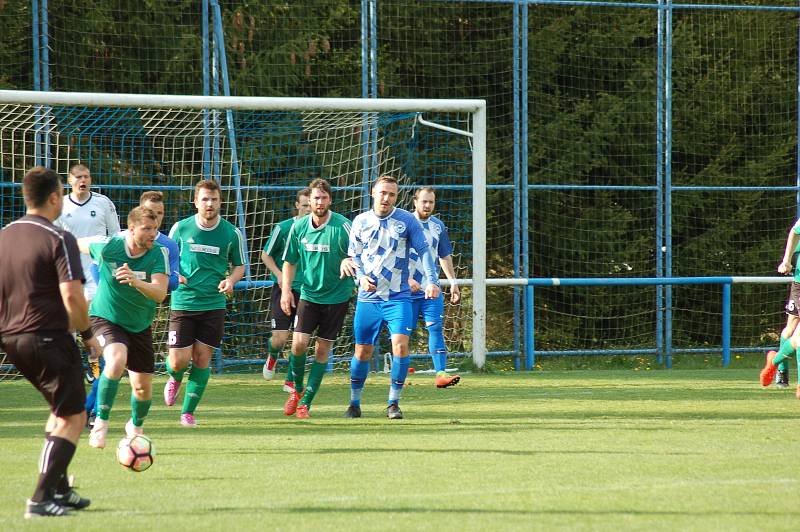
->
[91, 317, 155, 374]
[168, 309, 226, 349]
[295, 299, 350, 341]
[271, 286, 300, 331]
[1, 331, 85, 417]
[786, 282, 800, 317]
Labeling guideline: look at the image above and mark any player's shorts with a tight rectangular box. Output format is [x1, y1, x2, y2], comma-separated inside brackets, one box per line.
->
[786, 282, 800, 317]
[90, 317, 155, 374]
[1, 330, 85, 417]
[410, 294, 445, 331]
[271, 285, 300, 331]
[168, 309, 226, 349]
[295, 299, 351, 341]
[353, 299, 414, 345]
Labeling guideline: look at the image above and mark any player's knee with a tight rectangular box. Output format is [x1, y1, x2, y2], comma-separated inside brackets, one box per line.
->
[426, 320, 443, 334]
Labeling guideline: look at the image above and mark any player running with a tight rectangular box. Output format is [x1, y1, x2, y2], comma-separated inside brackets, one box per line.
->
[279, 179, 355, 418]
[408, 186, 462, 388]
[762, 219, 800, 398]
[345, 175, 441, 419]
[84, 191, 180, 427]
[163, 179, 245, 426]
[80, 207, 169, 448]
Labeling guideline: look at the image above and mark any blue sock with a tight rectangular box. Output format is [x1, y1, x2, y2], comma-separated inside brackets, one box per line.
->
[85, 377, 99, 413]
[388, 355, 410, 405]
[350, 356, 370, 406]
[427, 321, 447, 372]
[84, 356, 105, 413]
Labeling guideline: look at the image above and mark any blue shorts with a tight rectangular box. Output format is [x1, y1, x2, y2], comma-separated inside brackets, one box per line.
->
[410, 294, 444, 331]
[354, 299, 414, 345]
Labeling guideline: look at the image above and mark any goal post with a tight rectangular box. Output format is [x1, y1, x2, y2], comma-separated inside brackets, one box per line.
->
[0, 90, 487, 371]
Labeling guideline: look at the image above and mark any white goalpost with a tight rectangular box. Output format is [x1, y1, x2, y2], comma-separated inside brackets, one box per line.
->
[0, 90, 487, 372]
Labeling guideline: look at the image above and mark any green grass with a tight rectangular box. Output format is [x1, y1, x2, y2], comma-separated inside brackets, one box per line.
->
[1, 370, 799, 531]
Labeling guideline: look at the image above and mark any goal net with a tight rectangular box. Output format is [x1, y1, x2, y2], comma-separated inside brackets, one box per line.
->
[0, 91, 486, 379]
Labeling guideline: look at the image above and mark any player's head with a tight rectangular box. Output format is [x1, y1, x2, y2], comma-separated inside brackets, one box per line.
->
[371, 175, 399, 217]
[413, 186, 436, 220]
[127, 206, 159, 250]
[23, 166, 63, 220]
[296, 187, 312, 217]
[139, 190, 165, 229]
[67, 164, 91, 197]
[193, 179, 221, 222]
[308, 179, 332, 219]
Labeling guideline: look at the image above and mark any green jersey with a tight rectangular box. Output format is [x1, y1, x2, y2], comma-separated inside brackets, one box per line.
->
[263, 216, 303, 292]
[169, 214, 246, 311]
[89, 235, 169, 332]
[284, 211, 354, 305]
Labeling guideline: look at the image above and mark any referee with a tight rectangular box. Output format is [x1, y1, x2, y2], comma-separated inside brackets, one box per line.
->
[0, 166, 100, 518]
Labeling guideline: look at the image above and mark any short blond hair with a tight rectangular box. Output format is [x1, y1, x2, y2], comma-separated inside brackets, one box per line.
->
[127, 206, 158, 226]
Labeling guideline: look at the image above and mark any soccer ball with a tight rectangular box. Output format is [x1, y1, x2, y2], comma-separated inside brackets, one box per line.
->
[116, 434, 155, 472]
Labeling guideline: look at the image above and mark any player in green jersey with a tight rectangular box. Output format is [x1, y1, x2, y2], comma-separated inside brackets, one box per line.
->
[762, 222, 800, 397]
[280, 178, 356, 419]
[260, 188, 311, 387]
[163, 180, 246, 426]
[78, 206, 169, 449]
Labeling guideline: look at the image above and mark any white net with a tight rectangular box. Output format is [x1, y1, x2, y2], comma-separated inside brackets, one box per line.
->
[0, 97, 478, 378]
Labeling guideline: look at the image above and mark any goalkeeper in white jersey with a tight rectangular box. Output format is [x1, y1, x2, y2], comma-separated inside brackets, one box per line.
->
[54, 164, 120, 389]
[55, 164, 121, 301]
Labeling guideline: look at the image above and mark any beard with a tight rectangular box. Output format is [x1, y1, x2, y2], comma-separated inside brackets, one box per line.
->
[133, 235, 154, 250]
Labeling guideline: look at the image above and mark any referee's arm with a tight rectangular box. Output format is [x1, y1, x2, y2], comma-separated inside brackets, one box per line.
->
[60, 279, 91, 333]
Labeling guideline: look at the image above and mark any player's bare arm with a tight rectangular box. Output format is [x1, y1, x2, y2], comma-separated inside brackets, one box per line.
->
[340, 257, 357, 279]
[779, 230, 800, 274]
[359, 275, 377, 292]
[261, 250, 282, 286]
[115, 264, 168, 303]
[409, 278, 422, 293]
[59, 278, 100, 358]
[439, 255, 461, 304]
[218, 264, 246, 295]
[280, 261, 298, 315]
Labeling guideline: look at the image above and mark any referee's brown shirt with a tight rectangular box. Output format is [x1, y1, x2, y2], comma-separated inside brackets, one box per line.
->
[0, 214, 84, 335]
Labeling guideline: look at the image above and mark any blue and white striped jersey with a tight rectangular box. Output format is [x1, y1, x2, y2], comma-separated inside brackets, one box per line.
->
[408, 215, 453, 299]
[349, 207, 439, 302]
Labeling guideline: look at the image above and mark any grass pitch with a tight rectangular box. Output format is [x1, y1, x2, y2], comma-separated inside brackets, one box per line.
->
[1, 369, 799, 531]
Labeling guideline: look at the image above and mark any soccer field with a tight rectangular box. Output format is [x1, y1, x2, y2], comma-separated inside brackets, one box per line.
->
[1, 370, 798, 531]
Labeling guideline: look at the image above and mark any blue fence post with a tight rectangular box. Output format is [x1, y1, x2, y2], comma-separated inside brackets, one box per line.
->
[722, 283, 731, 367]
[526, 284, 535, 370]
[656, 0, 666, 366]
[512, 0, 521, 371]
[664, 0, 674, 370]
[202, 0, 211, 181]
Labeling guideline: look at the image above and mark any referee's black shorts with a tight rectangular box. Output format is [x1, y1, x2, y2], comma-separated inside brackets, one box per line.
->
[1, 330, 85, 417]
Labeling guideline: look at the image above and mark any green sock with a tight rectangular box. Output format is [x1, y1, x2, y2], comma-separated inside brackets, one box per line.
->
[131, 396, 152, 427]
[268, 341, 291, 380]
[166, 358, 186, 383]
[778, 337, 789, 371]
[291, 354, 306, 392]
[96, 374, 120, 421]
[268, 340, 282, 359]
[301, 361, 327, 407]
[182, 366, 211, 415]
[773, 340, 795, 366]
